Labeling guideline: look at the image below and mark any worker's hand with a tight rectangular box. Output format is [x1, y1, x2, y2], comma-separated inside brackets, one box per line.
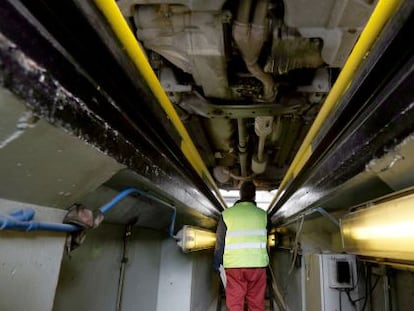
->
[218, 265, 226, 288]
[212, 256, 222, 273]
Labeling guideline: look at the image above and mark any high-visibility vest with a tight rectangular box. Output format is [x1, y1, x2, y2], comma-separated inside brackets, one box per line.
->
[222, 201, 269, 268]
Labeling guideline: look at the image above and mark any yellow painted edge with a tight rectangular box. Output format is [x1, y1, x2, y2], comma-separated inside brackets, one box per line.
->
[181, 141, 204, 175]
[293, 145, 312, 177]
[93, 0, 226, 208]
[269, 0, 403, 209]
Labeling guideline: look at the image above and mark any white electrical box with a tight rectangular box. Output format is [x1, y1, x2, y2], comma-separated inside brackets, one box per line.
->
[304, 253, 359, 311]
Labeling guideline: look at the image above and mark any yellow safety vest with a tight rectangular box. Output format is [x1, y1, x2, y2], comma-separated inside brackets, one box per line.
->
[222, 202, 269, 268]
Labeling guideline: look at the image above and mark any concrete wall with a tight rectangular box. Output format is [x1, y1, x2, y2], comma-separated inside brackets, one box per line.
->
[53, 224, 124, 311]
[156, 238, 193, 311]
[190, 250, 219, 311]
[156, 238, 218, 311]
[0, 199, 67, 311]
[54, 226, 168, 311]
[121, 228, 163, 311]
[108, 228, 218, 311]
[271, 251, 304, 311]
[52, 223, 218, 311]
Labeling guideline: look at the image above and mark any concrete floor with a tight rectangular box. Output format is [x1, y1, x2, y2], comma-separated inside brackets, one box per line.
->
[215, 296, 274, 311]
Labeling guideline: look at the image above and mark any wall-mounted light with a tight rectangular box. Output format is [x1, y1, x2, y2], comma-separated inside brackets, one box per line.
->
[268, 232, 277, 247]
[341, 192, 414, 261]
[176, 225, 216, 252]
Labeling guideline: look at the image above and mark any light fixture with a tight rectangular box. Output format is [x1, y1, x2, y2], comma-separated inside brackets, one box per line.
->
[268, 232, 277, 247]
[341, 192, 414, 262]
[176, 225, 216, 252]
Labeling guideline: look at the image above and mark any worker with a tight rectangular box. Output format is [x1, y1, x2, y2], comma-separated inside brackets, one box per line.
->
[213, 180, 269, 311]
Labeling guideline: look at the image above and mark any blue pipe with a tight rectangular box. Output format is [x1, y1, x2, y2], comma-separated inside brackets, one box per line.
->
[1, 187, 177, 236]
[99, 188, 139, 214]
[99, 187, 177, 237]
[0, 215, 80, 232]
[9, 208, 35, 221]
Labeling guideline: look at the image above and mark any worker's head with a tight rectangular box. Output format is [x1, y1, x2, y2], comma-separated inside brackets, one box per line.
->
[240, 181, 256, 201]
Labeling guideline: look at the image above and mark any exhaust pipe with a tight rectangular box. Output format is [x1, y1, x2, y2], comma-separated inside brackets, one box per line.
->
[233, 0, 276, 102]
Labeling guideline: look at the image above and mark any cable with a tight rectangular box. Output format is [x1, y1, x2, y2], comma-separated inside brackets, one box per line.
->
[346, 290, 357, 309]
[280, 215, 304, 303]
[362, 274, 381, 311]
[343, 264, 381, 311]
[287, 215, 304, 275]
[343, 261, 362, 309]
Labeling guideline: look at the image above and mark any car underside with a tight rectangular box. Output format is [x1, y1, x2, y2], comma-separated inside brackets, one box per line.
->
[117, 0, 376, 190]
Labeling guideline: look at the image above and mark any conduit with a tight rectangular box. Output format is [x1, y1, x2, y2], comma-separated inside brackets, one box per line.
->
[92, 0, 226, 208]
[1, 187, 177, 237]
[269, 0, 403, 210]
[100, 187, 177, 237]
[283, 207, 340, 228]
[9, 208, 35, 221]
[0, 211, 80, 232]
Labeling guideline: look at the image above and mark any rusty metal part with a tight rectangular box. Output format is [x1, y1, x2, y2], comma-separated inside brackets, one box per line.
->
[233, 0, 276, 102]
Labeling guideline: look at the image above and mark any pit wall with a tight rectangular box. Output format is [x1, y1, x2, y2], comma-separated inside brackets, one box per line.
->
[0, 199, 67, 311]
[53, 226, 218, 311]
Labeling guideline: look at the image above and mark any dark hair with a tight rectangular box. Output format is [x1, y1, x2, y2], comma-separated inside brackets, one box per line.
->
[240, 181, 256, 201]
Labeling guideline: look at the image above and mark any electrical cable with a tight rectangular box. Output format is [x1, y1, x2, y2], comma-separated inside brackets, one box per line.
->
[346, 290, 357, 307]
[343, 264, 381, 311]
[287, 215, 304, 276]
[361, 266, 370, 311]
[343, 261, 363, 310]
[280, 215, 305, 303]
[361, 274, 381, 311]
[339, 290, 343, 311]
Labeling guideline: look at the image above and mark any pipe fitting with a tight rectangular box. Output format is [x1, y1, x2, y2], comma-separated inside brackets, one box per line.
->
[247, 63, 276, 101]
[254, 116, 273, 170]
[255, 116, 274, 137]
[213, 166, 231, 183]
[252, 153, 268, 174]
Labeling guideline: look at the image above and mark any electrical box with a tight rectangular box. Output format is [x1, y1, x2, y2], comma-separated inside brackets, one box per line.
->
[304, 253, 359, 311]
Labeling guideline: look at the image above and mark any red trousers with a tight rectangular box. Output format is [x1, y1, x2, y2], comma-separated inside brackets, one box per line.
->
[225, 268, 267, 311]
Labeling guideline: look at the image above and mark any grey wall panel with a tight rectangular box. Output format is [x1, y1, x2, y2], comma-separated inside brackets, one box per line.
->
[155, 238, 218, 311]
[271, 251, 303, 311]
[0, 199, 67, 311]
[53, 224, 124, 311]
[121, 228, 163, 311]
[156, 238, 193, 311]
[190, 250, 218, 311]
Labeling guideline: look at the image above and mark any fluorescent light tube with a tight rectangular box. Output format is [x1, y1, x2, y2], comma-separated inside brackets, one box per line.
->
[341, 192, 414, 261]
